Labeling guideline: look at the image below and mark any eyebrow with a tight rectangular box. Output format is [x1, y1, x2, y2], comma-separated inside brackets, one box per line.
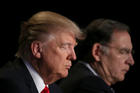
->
[62, 42, 77, 47]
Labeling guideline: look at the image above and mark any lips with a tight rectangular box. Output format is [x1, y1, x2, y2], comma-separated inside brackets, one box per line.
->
[122, 69, 129, 74]
[65, 61, 72, 70]
[66, 65, 71, 70]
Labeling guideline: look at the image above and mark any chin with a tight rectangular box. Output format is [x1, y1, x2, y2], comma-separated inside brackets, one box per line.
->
[60, 71, 68, 78]
[119, 75, 125, 81]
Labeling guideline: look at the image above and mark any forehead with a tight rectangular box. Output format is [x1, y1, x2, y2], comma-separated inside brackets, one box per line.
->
[110, 31, 132, 49]
[53, 29, 77, 45]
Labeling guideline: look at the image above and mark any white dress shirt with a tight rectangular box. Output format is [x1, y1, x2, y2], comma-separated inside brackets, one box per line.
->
[23, 59, 47, 93]
[79, 61, 99, 76]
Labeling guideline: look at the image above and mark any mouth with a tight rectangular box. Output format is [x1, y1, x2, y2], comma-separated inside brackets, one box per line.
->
[65, 61, 72, 70]
[65, 65, 71, 70]
[122, 69, 129, 74]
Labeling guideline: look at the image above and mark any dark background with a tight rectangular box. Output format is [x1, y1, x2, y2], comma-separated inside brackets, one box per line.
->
[0, 2, 139, 93]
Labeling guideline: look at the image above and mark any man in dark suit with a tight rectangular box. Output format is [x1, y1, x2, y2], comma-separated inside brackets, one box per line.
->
[0, 11, 84, 93]
[59, 19, 134, 93]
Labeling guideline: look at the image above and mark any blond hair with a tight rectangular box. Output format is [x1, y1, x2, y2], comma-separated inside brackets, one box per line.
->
[16, 11, 85, 59]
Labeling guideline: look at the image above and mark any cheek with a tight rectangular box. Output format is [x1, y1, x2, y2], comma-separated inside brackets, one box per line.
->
[108, 53, 123, 67]
[49, 52, 68, 75]
[56, 54, 70, 77]
[109, 56, 126, 81]
[54, 59, 69, 78]
[109, 56, 122, 73]
[43, 46, 70, 76]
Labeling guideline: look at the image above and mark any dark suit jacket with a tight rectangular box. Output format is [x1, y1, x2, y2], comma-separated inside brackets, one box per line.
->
[0, 58, 62, 93]
[59, 62, 114, 93]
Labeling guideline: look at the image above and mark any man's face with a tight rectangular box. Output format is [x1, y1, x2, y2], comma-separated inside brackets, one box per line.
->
[40, 30, 77, 81]
[101, 31, 134, 83]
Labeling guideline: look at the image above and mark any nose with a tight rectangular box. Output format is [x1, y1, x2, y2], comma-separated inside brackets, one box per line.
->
[126, 54, 135, 66]
[67, 48, 77, 61]
[71, 49, 77, 60]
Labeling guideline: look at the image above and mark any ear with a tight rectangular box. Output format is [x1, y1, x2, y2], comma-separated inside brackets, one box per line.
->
[31, 41, 43, 59]
[91, 43, 102, 62]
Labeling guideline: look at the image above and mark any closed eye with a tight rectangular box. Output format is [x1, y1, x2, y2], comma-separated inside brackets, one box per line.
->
[60, 43, 72, 49]
[119, 48, 131, 55]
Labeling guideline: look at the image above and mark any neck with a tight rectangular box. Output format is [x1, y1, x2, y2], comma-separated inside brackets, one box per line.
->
[30, 59, 59, 84]
[90, 62, 113, 86]
[43, 74, 60, 84]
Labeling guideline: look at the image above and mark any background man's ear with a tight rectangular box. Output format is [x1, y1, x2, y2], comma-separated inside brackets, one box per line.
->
[31, 41, 42, 59]
[91, 43, 102, 62]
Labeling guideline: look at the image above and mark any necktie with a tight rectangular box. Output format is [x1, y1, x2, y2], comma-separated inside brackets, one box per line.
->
[41, 86, 50, 93]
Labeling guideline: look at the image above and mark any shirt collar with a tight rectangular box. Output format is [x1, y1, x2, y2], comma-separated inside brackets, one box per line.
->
[79, 61, 99, 76]
[23, 59, 47, 93]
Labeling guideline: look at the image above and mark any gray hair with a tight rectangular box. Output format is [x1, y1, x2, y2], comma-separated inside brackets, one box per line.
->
[76, 19, 130, 63]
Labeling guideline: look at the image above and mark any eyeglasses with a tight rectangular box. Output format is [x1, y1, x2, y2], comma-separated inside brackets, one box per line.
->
[101, 44, 135, 57]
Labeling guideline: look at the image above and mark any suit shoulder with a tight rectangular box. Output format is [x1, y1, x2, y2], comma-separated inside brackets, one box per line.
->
[78, 76, 112, 93]
[49, 83, 63, 93]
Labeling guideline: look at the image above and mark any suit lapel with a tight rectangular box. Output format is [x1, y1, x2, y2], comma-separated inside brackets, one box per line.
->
[15, 58, 39, 93]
